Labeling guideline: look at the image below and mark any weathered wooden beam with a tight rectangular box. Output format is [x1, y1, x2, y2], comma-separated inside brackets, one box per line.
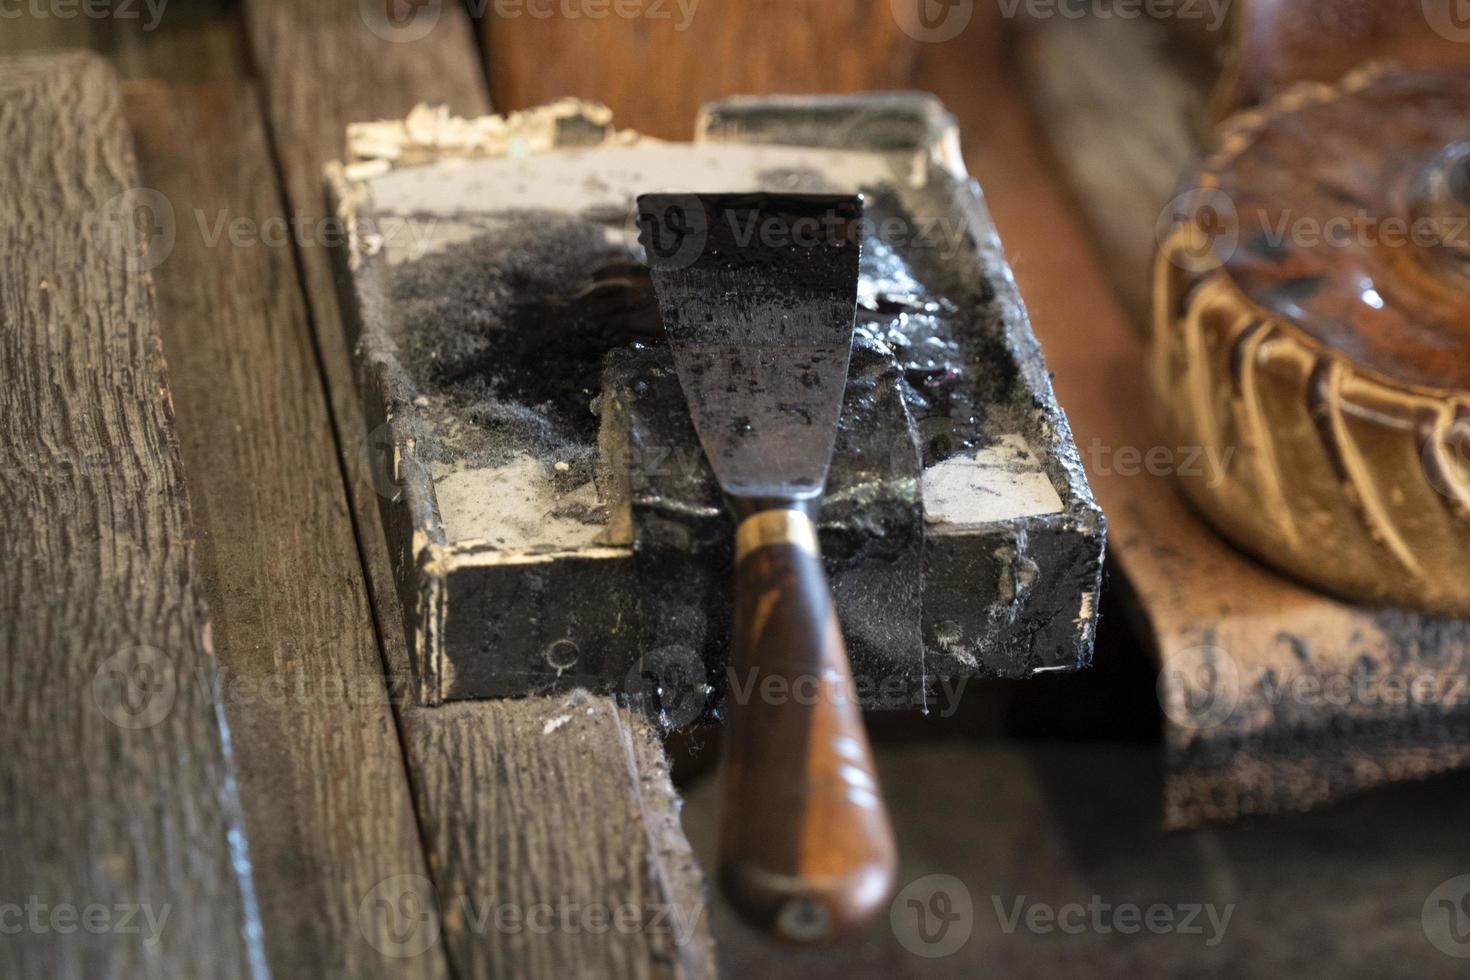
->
[405, 696, 714, 978]
[240, 3, 715, 975]
[124, 77, 451, 980]
[0, 52, 262, 979]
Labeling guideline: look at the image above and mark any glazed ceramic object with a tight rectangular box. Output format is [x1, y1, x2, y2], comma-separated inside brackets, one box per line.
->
[1154, 66, 1470, 616]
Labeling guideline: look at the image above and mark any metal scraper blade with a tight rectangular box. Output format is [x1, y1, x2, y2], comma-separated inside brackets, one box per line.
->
[636, 192, 863, 505]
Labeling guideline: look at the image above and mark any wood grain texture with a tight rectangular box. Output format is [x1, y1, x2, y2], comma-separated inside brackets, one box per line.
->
[404, 696, 714, 979]
[242, 3, 715, 975]
[125, 78, 451, 980]
[0, 52, 262, 980]
[240, 1, 492, 657]
[483, 0, 920, 140]
[722, 529, 896, 942]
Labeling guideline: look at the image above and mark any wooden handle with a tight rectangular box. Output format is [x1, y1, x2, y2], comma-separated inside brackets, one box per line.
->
[718, 509, 897, 943]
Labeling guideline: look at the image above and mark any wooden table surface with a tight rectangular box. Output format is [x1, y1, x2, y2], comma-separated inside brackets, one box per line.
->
[4, 3, 1468, 978]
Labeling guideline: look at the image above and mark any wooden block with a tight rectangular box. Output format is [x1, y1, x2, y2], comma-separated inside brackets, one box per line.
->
[326, 94, 1104, 706]
[482, 0, 920, 140]
[125, 77, 450, 980]
[0, 52, 261, 979]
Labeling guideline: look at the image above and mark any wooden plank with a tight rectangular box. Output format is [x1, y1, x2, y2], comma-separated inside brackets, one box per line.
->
[405, 697, 714, 979]
[241, 0, 491, 426]
[124, 77, 451, 980]
[0, 51, 262, 980]
[238, 0, 490, 710]
[241, 3, 715, 975]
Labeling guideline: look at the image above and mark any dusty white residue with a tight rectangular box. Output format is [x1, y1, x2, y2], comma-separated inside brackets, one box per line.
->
[932, 620, 977, 667]
[367, 143, 897, 228]
[431, 455, 603, 550]
[1076, 591, 1096, 630]
[924, 435, 1065, 528]
[946, 646, 978, 669]
[346, 100, 629, 169]
[540, 689, 597, 733]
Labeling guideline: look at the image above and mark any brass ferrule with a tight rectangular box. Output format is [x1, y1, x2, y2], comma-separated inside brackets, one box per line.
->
[734, 509, 819, 564]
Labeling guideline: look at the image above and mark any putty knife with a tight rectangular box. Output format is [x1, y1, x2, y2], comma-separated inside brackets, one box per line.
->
[637, 192, 897, 943]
